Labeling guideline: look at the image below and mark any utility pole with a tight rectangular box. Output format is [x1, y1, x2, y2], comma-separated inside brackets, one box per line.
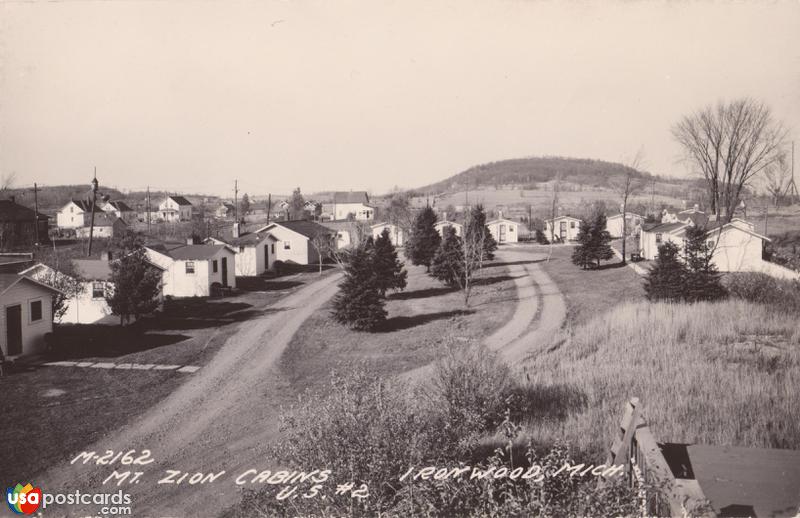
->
[33, 182, 40, 245]
[786, 141, 798, 204]
[146, 186, 151, 234]
[266, 193, 271, 225]
[87, 168, 99, 257]
[234, 179, 239, 222]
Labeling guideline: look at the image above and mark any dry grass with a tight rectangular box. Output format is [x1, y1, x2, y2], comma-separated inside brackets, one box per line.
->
[518, 300, 800, 460]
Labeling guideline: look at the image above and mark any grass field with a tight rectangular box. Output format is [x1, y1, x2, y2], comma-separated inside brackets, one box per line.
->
[279, 259, 516, 395]
[519, 300, 800, 460]
[0, 271, 322, 484]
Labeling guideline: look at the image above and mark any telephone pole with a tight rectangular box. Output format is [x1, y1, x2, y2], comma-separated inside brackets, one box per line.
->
[146, 186, 151, 234]
[234, 179, 239, 222]
[266, 193, 272, 225]
[33, 182, 40, 245]
[87, 168, 99, 257]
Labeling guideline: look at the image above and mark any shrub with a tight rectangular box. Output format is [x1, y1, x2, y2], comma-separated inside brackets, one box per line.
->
[724, 272, 800, 313]
[644, 242, 686, 302]
[331, 243, 386, 330]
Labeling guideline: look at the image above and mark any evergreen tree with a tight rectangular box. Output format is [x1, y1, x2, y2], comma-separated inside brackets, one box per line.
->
[643, 242, 686, 302]
[289, 187, 305, 220]
[106, 243, 162, 325]
[571, 213, 614, 269]
[331, 243, 386, 330]
[683, 226, 726, 302]
[373, 228, 407, 297]
[431, 226, 465, 287]
[239, 193, 251, 216]
[466, 205, 498, 262]
[405, 206, 441, 271]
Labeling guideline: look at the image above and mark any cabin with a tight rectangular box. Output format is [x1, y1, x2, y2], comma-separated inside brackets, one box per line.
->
[158, 195, 193, 222]
[215, 202, 236, 220]
[1, 272, 60, 359]
[371, 222, 405, 246]
[544, 215, 582, 242]
[102, 201, 137, 225]
[320, 221, 362, 249]
[75, 213, 127, 239]
[254, 220, 334, 265]
[57, 200, 94, 229]
[606, 212, 644, 238]
[145, 242, 236, 297]
[329, 191, 375, 221]
[487, 216, 519, 244]
[434, 220, 463, 238]
[0, 199, 50, 249]
[207, 223, 277, 276]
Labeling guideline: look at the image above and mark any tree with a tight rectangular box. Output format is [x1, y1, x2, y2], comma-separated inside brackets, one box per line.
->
[431, 226, 464, 288]
[373, 228, 407, 297]
[105, 232, 161, 324]
[643, 242, 686, 302]
[405, 206, 440, 271]
[612, 150, 644, 264]
[682, 225, 726, 302]
[310, 230, 334, 274]
[672, 98, 787, 222]
[240, 193, 251, 216]
[571, 212, 614, 269]
[289, 188, 305, 220]
[465, 205, 497, 265]
[385, 191, 415, 231]
[762, 150, 792, 207]
[331, 243, 386, 330]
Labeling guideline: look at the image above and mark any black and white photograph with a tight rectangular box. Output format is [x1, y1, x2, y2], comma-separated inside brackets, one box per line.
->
[1, 1, 799, 517]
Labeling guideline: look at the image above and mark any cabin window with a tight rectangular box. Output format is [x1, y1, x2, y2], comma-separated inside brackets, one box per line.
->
[271, 244, 275, 254]
[212, 260, 218, 273]
[185, 261, 195, 274]
[30, 300, 43, 322]
[239, 246, 245, 253]
[509, 226, 515, 233]
[707, 240, 714, 249]
[92, 282, 105, 299]
[284, 241, 291, 250]
[656, 233, 662, 244]
[570, 221, 575, 228]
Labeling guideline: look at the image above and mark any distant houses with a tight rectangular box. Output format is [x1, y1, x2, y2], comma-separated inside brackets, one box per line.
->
[102, 201, 137, 225]
[145, 242, 236, 297]
[254, 220, 334, 265]
[0, 198, 49, 249]
[434, 220, 463, 238]
[158, 195, 193, 222]
[215, 202, 236, 220]
[57, 200, 95, 229]
[371, 222, 405, 246]
[207, 223, 277, 276]
[544, 215, 582, 242]
[487, 215, 519, 244]
[0, 271, 60, 358]
[75, 212, 127, 239]
[605, 212, 643, 238]
[324, 191, 375, 221]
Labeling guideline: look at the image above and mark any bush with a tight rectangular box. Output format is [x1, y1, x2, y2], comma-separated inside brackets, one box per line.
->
[724, 272, 800, 313]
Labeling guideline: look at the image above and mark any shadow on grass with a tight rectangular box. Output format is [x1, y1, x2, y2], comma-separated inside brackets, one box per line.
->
[488, 259, 545, 268]
[474, 275, 524, 286]
[236, 277, 304, 292]
[513, 382, 589, 422]
[46, 327, 193, 360]
[387, 286, 459, 300]
[377, 309, 475, 332]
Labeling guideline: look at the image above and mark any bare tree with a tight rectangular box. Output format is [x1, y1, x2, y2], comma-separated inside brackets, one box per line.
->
[0, 172, 16, 195]
[762, 150, 792, 206]
[310, 231, 334, 274]
[612, 150, 644, 264]
[672, 98, 787, 222]
[546, 174, 560, 262]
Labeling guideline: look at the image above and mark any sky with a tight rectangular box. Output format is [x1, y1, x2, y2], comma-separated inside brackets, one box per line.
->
[1, 0, 799, 199]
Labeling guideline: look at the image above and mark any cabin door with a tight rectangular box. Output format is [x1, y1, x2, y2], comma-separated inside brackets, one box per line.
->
[499, 224, 506, 243]
[559, 222, 567, 240]
[264, 244, 269, 270]
[221, 257, 229, 287]
[6, 305, 22, 356]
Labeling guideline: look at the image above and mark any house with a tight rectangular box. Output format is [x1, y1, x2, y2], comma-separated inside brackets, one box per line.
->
[487, 215, 519, 244]
[606, 212, 644, 238]
[0, 199, 49, 249]
[639, 217, 770, 273]
[371, 222, 405, 246]
[75, 213, 127, 239]
[544, 215, 582, 242]
[320, 221, 362, 249]
[434, 220, 463, 238]
[145, 242, 236, 297]
[207, 223, 277, 276]
[1, 271, 60, 358]
[330, 191, 375, 221]
[57, 199, 94, 229]
[102, 201, 137, 225]
[215, 202, 236, 220]
[158, 195, 193, 222]
[254, 220, 334, 265]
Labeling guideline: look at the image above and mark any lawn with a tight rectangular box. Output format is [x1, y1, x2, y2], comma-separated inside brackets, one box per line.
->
[278, 259, 517, 395]
[538, 244, 646, 326]
[0, 270, 326, 485]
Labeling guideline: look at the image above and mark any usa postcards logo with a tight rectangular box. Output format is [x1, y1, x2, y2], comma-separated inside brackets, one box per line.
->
[6, 483, 42, 515]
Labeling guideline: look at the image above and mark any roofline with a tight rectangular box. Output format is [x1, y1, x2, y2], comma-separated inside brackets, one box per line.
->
[1, 272, 64, 296]
[707, 223, 771, 242]
[544, 215, 581, 222]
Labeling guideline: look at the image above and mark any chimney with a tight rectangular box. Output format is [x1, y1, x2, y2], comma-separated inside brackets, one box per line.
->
[233, 222, 241, 238]
[187, 237, 195, 245]
[498, 210, 503, 219]
[693, 203, 699, 211]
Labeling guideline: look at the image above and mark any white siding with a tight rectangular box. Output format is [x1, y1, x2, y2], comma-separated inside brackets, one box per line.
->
[434, 222, 463, 238]
[58, 281, 115, 324]
[488, 220, 519, 243]
[545, 217, 582, 241]
[56, 202, 87, 229]
[1, 282, 54, 357]
[262, 226, 314, 265]
[372, 224, 405, 246]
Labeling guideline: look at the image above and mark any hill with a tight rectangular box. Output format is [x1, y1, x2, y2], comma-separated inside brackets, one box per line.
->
[414, 156, 685, 194]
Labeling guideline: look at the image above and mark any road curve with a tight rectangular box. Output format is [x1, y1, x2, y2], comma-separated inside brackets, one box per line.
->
[32, 272, 343, 518]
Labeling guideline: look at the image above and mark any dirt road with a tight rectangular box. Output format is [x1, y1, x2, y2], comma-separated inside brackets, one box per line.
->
[31, 272, 343, 518]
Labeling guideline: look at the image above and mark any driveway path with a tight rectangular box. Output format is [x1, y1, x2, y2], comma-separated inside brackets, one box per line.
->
[30, 272, 343, 518]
